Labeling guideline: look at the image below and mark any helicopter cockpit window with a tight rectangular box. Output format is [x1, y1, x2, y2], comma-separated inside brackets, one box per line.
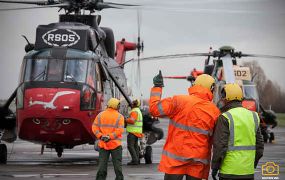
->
[24, 59, 48, 82]
[64, 60, 88, 83]
[48, 59, 64, 81]
[243, 84, 259, 100]
[87, 61, 95, 88]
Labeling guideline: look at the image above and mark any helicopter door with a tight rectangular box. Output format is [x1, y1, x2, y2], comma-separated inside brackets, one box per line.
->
[81, 61, 96, 110]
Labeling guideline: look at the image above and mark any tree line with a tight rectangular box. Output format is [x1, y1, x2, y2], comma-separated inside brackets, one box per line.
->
[243, 61, 285, 113]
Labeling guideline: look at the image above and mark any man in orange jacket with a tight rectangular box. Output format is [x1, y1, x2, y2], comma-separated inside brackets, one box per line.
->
[92, 98, 125, 180]
[149, 71, 220, 180]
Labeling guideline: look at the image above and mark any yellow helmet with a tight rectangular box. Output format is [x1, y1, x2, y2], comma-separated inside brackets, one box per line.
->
[193, 74, 215, 91]
[107, 98, 120, 110]
[132, 99, 141, 107]
[222, 83, 243, 101]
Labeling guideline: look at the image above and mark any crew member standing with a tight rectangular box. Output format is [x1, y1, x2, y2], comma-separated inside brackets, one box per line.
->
[149, 71, 220, 180]
[92, 98, 125, 180]
[126, 99, 143, 165]
[211, 83, 264, 180]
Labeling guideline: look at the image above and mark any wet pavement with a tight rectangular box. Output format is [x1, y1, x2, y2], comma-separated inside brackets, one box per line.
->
[0, 119, 284, 180]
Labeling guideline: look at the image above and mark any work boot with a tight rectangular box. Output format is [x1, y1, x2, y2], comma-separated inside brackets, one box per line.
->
[127, 161, 139, 165]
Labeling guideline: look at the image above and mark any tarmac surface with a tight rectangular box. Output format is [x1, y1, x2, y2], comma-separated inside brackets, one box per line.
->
[0, 119, 284, 180]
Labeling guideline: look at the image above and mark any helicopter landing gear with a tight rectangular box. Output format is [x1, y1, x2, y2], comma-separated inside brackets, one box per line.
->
[55, 146, 63, 157]
[0, 143, 7, 164]
[144, 146, 153, 164]
[0, 129, 7, 164]
[138, 134, 154, 164]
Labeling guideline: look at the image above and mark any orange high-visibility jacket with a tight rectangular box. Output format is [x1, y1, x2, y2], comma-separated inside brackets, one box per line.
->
[149, 86, 220, 179]
[92, 108, 125, 150]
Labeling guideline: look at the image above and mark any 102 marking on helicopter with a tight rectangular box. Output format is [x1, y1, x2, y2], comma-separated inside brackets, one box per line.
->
[0, 0, 163, 163]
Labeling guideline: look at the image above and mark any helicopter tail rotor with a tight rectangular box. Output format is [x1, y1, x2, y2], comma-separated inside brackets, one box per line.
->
[135, 9, 144, 99]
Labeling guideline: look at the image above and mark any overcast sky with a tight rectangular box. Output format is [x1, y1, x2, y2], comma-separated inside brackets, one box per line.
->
[0, 0, 285, 100]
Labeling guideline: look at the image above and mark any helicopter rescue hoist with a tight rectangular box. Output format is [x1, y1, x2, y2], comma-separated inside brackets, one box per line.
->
[0, 0, 163, 164]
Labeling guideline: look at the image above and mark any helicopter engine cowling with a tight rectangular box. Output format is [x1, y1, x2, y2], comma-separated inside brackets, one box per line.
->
[35, 22, 98, 52]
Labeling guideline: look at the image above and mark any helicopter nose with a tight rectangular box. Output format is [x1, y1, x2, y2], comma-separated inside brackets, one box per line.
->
[40, 119, 62, 131]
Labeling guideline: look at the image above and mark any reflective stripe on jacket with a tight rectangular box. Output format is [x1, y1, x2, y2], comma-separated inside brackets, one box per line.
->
[92, 108, 124, 150]
[220, 107, 259, 175]
[149, 86, 220, 179]
[126, 107, 143, 135]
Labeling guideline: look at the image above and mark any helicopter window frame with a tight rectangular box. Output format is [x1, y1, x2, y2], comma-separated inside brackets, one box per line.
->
[63, 59, 89, 84]
[86, 60, 96, 89]
[19, 58, 27, 84]
[97, 61, 109, 81]
[242, 84, 259, 101]
[23, 57, 97, 84]
[95, 63, 103, 93]
[47, 58, 65, 82]
[24, 58, 49, 82]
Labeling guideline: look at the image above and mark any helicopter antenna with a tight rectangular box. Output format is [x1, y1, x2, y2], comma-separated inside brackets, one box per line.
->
[22, 35, 35, 52]
[22, 35, 31, 45]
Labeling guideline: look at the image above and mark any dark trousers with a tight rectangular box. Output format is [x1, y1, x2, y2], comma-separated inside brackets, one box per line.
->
[164, 174, 201, 180]
[96, 146, 123, 180]
[127, 133, 139, 162]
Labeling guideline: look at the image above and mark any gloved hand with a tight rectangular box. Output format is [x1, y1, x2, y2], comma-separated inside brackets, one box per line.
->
[101, 135, 110, 142]
[187, 75, 196, 82]
[211, 169, 218, 180]
[153, 70, 164, 87]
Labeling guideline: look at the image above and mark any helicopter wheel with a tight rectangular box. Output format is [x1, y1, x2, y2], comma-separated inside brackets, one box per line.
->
[55, 146, 63, 158]
[144, 146, 153, 164]
[0, 144, 7, 164]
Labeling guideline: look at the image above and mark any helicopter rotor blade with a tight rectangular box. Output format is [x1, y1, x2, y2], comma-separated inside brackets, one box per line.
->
[95, 2, 139, 10]
[105, 2, 140, 7]
[242, 53, 285, 60]
[0, 3, 68, 11]
[0, 0, 52, 5]
[135, 5, 284, 15]
[95, 2, 121, 10]
[0, 0, 140, 12]
[139, 53, 212, 61]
